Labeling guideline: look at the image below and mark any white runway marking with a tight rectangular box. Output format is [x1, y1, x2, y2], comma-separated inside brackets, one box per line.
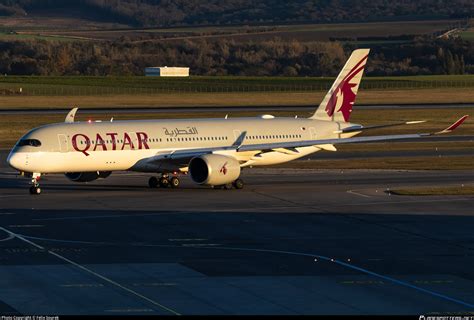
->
[132, 283, 177, 287]
[8, 225, 44, 228]
[33, 212, 177, 221]
[33, 206, 302, 221]
[347, 190, 371, 198]
[0, 227, 46, 250]
[105, 308, 154, 313]
[181, 243, 221, 247]
[168, 238, 207, 242]
[0, 233, 14, 242]
[60, 283, 104, 288]
[211, 205, 300, 212]
[11, 229, 474, 309]
[0, 226, 181, 316]
[331, 197, 473, 208]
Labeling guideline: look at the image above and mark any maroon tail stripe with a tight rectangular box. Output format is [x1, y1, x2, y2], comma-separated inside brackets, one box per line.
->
[342, 54, 369, 82]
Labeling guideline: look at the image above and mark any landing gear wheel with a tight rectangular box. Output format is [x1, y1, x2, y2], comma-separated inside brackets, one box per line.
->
[148, 177, 159, 188]
[29, 186, 41, 195]
[233, 179, 244, 189]
[160, 177, 170, 188]
[29, 173, 42, 195]
[224, 183, 233, 190]
[170, 177, 180, 188]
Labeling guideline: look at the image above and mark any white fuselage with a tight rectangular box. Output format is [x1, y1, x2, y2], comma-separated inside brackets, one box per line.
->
[7, 116, 357, 174]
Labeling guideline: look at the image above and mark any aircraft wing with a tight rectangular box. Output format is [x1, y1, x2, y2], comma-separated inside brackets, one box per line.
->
[138, 115, 468, 166]
[238, 115, 468, 152]
[335, 120, 426, 134]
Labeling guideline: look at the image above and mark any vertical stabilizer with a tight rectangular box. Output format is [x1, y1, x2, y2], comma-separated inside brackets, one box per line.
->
[310, 49, 370, 122]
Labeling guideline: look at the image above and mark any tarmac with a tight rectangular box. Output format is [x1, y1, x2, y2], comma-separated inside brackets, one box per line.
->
[0, 150, 473, 315]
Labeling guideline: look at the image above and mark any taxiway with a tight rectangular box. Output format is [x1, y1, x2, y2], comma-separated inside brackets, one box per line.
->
[0, 151, 473, 315]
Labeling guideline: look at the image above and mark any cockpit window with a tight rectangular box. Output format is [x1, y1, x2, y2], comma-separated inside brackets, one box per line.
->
[17, 139, 42, 147]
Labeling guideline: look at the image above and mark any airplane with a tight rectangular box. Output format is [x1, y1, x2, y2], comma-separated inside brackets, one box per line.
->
[7, 49, 469, 195]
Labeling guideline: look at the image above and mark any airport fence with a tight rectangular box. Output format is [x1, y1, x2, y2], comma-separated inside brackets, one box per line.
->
[1, 79, 474, 96]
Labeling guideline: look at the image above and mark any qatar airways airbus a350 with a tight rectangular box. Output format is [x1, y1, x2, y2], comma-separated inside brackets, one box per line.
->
[7, 49, 468, 194]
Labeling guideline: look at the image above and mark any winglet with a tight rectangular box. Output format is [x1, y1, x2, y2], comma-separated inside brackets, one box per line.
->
[436, 115, 469, 134]
[65, 107, 78, 123]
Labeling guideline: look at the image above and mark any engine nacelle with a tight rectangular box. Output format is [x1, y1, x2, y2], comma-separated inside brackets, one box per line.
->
[189, 154, 240, 186]
[65, 171, 112, 182]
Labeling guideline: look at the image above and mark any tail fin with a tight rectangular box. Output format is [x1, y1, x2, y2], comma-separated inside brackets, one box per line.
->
[310, 49, 370, 122]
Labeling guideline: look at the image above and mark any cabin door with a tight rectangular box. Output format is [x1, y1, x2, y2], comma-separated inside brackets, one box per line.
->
[58, 134, 68, 153]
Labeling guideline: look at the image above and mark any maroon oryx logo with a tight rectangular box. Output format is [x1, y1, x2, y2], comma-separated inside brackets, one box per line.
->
[219, 162, 228, 175]
[325, 54, 368, 122]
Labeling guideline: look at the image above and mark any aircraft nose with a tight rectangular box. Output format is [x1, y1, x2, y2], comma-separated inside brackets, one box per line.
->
[7, 151, 24, 171]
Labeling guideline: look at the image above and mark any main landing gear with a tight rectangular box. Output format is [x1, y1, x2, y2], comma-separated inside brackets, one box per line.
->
[213, 178, 244, 190]
[29, 173, 42, 195]
[148, 174, 180, 189]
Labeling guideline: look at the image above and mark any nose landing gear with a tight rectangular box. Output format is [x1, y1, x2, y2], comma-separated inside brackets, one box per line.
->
[29, 173, 42, 195]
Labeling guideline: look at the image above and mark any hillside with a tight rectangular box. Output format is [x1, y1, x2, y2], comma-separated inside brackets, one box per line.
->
[0, 0, 473, 28]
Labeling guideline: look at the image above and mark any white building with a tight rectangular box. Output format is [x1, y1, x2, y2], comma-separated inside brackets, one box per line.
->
[145, 67, 189, 77]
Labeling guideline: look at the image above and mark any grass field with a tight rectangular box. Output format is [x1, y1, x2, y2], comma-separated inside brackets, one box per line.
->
[1, 75, 474, 105]
[0, 14, 129, 32]
[10, 19, 461, 43]
[2, 75, 473, 92]
[0, 88, 473, 108]
[0, 31, 80, 42]
[276, 156, 473, 170]
[0, 14, 462, 43]
[391, 185, 474, 195]
[460, 29, 474, 41]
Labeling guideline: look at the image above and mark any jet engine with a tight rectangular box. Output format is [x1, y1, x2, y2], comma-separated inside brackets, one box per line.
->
[189, 154, 240, 186]
[65, 171, 112, 182]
